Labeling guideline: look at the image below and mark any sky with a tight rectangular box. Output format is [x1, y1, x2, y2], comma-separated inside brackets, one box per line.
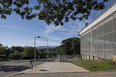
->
[0, 0, 114, 47]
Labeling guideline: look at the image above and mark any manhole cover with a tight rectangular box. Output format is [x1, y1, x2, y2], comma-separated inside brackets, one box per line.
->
[40, 69, 47, 71]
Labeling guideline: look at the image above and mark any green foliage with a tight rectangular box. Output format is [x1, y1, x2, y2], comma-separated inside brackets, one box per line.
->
[0, 0, 108, 26]
[0, 45, 4, 53]
[20, 52, 27, 58]
[5, 47, 13, 57]
[39, 51, 47, 59]
[24, 47, 34, 58]
[72, 59, 116, 71]
[11, 46, 24, 52]
[6, 46, 25, 59]
[58, 37, 80, 55]
[8, 50, 20, 59]
[0, 43, 45, 60]
[0, 44, 6, 59]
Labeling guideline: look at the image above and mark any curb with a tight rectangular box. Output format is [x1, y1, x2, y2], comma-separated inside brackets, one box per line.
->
[0, 63, 5, 65]
[6, 69, 32, 77]
[6, 72, 25, 77]
[6, 66, 36, 77]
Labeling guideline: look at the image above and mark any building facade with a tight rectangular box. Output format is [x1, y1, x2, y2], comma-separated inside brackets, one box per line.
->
[79, 1, 116, 59]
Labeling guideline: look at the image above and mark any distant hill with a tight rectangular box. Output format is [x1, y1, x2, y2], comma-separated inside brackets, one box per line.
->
[23, 46, 32, 48]
[37, 46, 57, 49]
[23, 46, 57, 49]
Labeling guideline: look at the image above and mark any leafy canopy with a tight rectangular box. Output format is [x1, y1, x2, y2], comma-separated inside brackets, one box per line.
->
[59, 37, 80, 55]
[0, 0, 108, 26]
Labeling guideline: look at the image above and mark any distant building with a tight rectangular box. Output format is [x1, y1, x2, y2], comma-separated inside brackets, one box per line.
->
[79, 1, 116, 60]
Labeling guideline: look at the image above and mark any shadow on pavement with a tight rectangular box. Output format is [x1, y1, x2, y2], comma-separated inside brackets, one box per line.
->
[0, 65, 30, 72]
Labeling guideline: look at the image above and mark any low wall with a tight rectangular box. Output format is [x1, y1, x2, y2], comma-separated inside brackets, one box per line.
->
[81, 54, 99, 60]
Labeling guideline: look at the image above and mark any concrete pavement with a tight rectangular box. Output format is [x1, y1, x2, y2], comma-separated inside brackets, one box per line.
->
[9, 62, 116, 77]
[21, 62, 89, 73]
[12, 72, 116, 77]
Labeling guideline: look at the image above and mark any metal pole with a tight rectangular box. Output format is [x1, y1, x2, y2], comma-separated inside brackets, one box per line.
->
[34, 37, 36, 61]
[47, 37, 48, 62]
[38, 36, 48, 62]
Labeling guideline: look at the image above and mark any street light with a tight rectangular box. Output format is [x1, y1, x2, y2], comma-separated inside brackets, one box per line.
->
[34, 36, 40, 61]
[38, 36, 48, 62]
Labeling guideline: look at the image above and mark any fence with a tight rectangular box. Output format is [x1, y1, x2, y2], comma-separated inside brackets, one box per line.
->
[57, 55, 81, 62]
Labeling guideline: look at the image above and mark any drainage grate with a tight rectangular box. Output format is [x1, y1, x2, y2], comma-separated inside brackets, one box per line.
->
[40, 69, 47, 71]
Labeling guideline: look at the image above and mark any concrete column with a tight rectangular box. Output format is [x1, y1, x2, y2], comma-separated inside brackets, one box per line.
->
[87, 55, 90, 59]
[81, 54, 83, 59]
[82, 54, 87, 60]
[94, 57, 99, 60]
[90, 56, 94, 59]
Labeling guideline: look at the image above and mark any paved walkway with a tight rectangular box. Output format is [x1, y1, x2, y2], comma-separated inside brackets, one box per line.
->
[12, 72, 116, 77]
[21, 62, 89, 73]
[9, 62, 116, 77]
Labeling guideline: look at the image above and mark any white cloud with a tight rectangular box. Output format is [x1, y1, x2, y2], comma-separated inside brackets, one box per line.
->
[43, 18, 92, 42]
[44, 23, 74, 40]
[0, 25, 39, 34]
[19, 40, 61, 46]
[0, 25, 20, 29]
[47, 36, 65, 41]
[44, 24, 69, 41]
[44, 24, 68, 35]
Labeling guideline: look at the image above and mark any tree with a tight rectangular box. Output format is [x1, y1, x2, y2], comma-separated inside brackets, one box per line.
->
[7, 46, 24, 59]
[71, 38, 80, 54]
[0, 44, 6, 59]
[0, 44, 3, 46]
[20, 52, 27, 59]
[24, 47, 40, 59]
[23, 47, 40, 59]
[0, 0, 108, 26]
[24, 47, 34, 58]
[59, 37, 80, 55]
[61, 39, 72, 55]
[11, 46, 24, 52]
[8, 50, 20, 59]
[4, 47, 13, 58]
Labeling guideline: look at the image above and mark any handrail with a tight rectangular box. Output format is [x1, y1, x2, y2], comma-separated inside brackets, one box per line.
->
[88, 1, 116, 26]
[79, 0, 116, 34]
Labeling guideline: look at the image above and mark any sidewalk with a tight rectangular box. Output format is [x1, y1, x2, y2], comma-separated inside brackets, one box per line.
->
[21, 62, 89, 73]
[0, 62, 5, 65]
[13, 72, 116, 77]
[9, 62, 116, 77]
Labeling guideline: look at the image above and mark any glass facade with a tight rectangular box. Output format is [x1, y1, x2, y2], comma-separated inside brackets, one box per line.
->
[81, 11, 116, 59]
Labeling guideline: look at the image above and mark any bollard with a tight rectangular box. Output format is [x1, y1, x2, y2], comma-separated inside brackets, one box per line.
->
[30, 60, 34, 70]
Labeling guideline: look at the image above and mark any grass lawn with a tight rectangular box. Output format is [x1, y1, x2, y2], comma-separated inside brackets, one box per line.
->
[72, 59, 116, 72]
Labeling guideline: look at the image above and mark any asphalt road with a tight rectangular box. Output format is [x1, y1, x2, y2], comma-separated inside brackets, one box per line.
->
[11, 72, 116, 77]
[0, 60, 44, 77]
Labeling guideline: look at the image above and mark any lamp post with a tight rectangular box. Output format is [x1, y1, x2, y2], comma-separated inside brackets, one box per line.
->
[46, 37, 48, 62]
[38, 36, 48, 62]
[34, 36, 40, 61]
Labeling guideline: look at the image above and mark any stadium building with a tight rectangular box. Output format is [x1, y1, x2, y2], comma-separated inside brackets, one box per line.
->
[79, 1, 116, 59]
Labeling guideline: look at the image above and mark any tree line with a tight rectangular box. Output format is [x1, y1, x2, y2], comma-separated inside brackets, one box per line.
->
[0, 44, 40, 61]
[0, 37, 80, 61]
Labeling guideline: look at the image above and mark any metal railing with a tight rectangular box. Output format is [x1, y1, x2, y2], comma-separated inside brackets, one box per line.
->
[88, 0, 116, 26]
[79, 0, 116, 34]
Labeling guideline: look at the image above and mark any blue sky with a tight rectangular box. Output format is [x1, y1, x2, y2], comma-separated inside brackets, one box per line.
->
[0, 0, 114, 47]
